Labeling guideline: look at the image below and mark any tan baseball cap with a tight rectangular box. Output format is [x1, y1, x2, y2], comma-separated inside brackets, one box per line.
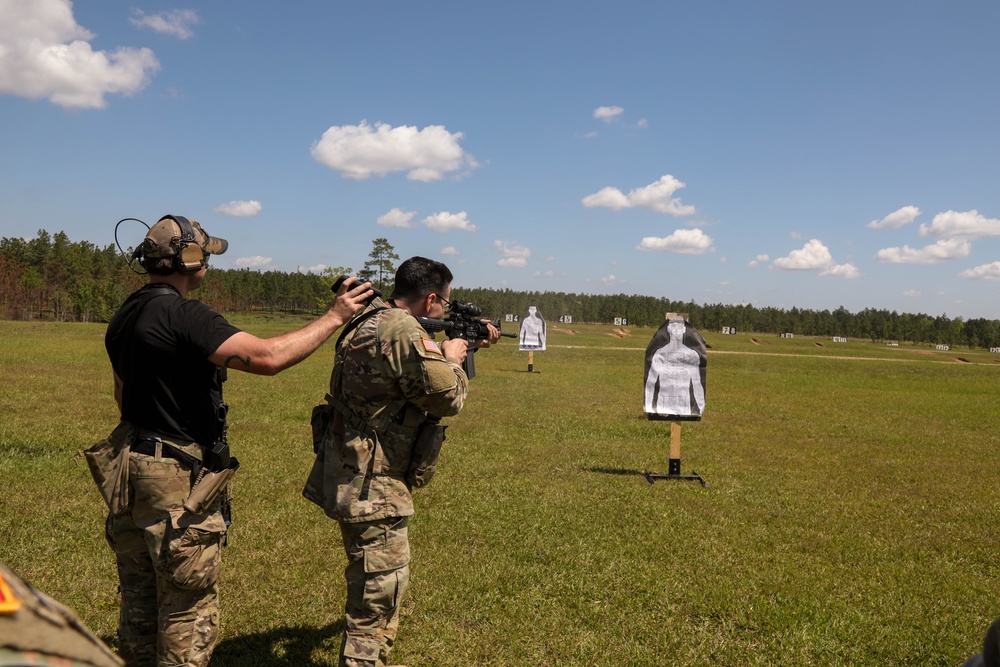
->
[141, 215, 228, 258]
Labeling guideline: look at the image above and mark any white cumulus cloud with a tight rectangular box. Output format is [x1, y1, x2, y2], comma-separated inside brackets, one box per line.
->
[495, 241, 530, 267]
[422, 211, 477, 233]
[771, 241, 860, 278]
[234, 256, 273, 269]
[129, 9, 200, 39]
[582, 175, 696, 216]
[214, 200, 262, 217]
[772, 239, 834, 270]
[868, 205, 921, 230]
[439, 246, 459, 256]
[747, 254, 770, 268]
[636, 228, 714, 255]
[919, 210, 1000, 238]
[959, 262, 1000, 281]
[377, 208, 416, 228]
[0, 0, 160, 109]
[820, 263, 862, 279]
[874, 238, 971, 264]
[593, 105, 624, 122]
[310, 120, 476, 181]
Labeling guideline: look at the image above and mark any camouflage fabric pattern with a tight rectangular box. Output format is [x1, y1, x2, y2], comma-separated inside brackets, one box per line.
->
[337, 517, 410, 667]
[0, 648, 118, 667]
[303, 301, 467, 523]
[106, 443, 226, 667]
[302, 300, 467, 666]
[0, 562, 122, 667]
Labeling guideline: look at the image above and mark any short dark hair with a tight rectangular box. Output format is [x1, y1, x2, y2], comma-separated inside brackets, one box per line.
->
[142, 255, 179, 276]
[391, 256, 452, 301]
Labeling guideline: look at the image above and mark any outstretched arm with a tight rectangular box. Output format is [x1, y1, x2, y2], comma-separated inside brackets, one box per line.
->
[209, 280, 373, 375]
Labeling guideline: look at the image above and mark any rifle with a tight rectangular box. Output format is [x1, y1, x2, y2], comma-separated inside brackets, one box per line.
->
[416, 300, 515, 379]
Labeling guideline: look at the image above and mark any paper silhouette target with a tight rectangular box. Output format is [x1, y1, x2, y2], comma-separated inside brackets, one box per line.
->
[643, 318, 707, 420]
[518, 306, 546, 351]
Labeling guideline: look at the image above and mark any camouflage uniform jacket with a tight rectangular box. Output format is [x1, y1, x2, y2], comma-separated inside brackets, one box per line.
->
[303, 299, 468, 522]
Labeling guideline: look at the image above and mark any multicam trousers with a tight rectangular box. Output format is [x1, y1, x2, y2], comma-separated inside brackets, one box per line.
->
[338, 516, 411, 667]
[105, 443, 226, 667]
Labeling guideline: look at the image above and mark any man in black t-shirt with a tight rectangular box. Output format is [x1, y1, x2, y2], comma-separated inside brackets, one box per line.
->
[106, 282, 240, 450]
[103, 214, 372, 667]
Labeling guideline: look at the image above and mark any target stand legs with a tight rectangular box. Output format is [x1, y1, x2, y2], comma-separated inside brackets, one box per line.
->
[642, 463, 707, 486]
[643, 420, 708, 487]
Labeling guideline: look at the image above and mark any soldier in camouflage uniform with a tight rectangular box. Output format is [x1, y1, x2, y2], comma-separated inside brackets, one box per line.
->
[103, 215, 371, 667]
[304, 257, 497, 667]
[0, 560, 122, 667]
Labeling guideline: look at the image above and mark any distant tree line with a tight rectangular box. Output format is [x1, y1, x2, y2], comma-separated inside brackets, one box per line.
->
[0, 230, 141, 323]
[3, 229, 1000, 349]
[450, 288, 1000, 349]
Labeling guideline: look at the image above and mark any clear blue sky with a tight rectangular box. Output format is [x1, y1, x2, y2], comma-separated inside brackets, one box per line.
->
[2, 1, 999, 319]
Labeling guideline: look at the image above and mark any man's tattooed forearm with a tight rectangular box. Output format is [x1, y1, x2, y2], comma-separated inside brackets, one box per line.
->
[224, 354, 251, 369]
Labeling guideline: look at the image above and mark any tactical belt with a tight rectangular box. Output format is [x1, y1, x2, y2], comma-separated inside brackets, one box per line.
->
[132, 438, 173, 458]
[132, 437, 202, 470]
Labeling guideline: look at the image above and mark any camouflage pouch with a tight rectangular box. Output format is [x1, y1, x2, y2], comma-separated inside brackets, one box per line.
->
[183, 458, 240, 514]
[163, 509, 227, 590]
[407, 419, 447, 488]
[83, 422, 138, 517]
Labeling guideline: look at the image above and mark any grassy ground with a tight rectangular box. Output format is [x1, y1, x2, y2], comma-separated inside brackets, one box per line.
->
[2, 318, 999, 666]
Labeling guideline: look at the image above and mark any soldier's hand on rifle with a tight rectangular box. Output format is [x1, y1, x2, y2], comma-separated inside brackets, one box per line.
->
[331, 278, 374, 320]
[477, 321, 501, 348]
[441, 337, 469, 365]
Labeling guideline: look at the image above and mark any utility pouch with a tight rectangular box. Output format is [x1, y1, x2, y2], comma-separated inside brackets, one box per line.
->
[311, 401, 333, 454]
[83, 421, 138, 517]
[183, 457, 240, 514]
[407, 419, 447, 488]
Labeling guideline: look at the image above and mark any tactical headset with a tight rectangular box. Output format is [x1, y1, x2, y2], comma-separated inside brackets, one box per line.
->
[164, 215, 208, 274]
[131, 214, 207, 274]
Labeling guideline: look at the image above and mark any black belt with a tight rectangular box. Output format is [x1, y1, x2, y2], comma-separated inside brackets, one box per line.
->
[132, 438, 177, 459]
[132, 437, 200, 467]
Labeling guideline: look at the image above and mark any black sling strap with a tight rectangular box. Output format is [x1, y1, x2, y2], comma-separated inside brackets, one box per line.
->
[112, 285, 177, 376]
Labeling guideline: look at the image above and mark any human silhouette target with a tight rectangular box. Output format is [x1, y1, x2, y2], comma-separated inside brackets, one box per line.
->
[518, 306, 546, 351]
[643, 317, 706, 419]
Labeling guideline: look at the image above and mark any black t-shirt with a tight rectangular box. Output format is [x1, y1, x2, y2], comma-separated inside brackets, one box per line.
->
[105, 283, 242, 447]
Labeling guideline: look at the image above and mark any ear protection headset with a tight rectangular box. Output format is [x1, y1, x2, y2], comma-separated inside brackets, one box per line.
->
[156, 214, 207, 274]
[121, 215, 208, 275]
[130, 215, 205, 273]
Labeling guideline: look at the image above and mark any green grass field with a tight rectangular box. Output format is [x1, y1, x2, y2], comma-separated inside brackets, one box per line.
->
[2, 318, 999, 666]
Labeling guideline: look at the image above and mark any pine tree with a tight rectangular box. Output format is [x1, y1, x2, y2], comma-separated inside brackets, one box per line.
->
[359, 238, 398, 294]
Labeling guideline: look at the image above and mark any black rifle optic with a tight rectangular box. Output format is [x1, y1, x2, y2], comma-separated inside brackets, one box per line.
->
[416, 300, 515, 379]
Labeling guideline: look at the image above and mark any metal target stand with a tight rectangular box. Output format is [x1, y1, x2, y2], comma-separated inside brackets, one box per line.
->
[643, 416, 707, 487]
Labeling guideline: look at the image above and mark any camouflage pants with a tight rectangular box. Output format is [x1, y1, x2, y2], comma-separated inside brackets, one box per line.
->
[338, 516, 411, 667]
[106, 446, 226, 667]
